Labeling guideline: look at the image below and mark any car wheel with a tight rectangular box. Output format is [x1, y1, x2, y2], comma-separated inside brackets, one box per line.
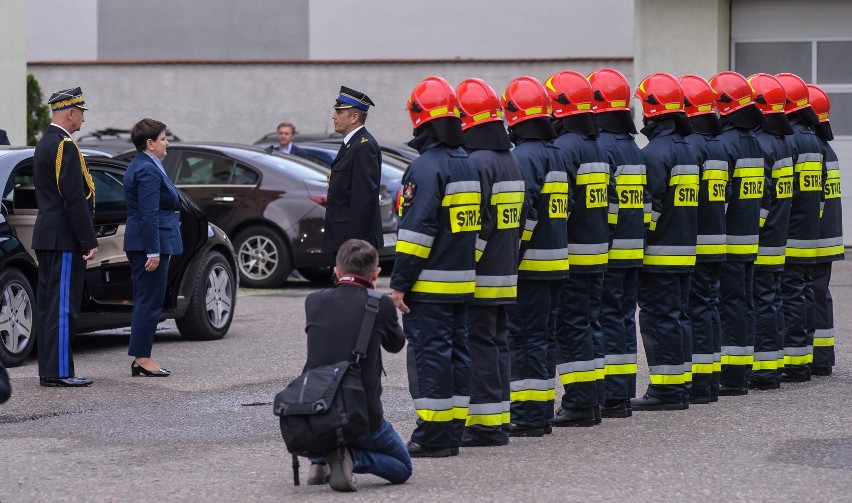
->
[233, 226, 290, 288]
[176, 251, 236, 341]
[0, 268, 36, 367]
[297, 267, 334, 284]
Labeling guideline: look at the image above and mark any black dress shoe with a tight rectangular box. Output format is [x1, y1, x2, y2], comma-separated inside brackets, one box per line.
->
[407, 441, 455, 458]
[601, 399, 633, 418]
[688, 395, 711, 404]
[718, 385, 748, 396]
[39, 376, 93, 387]
[811, 366, 832, 377]
[460, 434, 505, 447]
[549, 407, 596, 427]
[131, 361, 170, 377]
[747, 380, 779, 391]
[630, 395, 687, 411]
[709, 394, 719, 403]
[508, 423, 548, 437]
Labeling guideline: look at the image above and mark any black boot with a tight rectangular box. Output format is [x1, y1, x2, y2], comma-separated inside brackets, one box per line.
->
[548, 407, 596, 427]
[630, 394, 688, 411]
[718, 385, 749, 396]
[601, 399, 632, 418]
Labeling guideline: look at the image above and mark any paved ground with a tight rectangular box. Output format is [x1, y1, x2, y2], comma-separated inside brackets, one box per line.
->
[2, 264, 852, 502]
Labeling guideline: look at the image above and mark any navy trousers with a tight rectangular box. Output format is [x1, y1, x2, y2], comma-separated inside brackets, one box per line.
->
[812, 262, 835, 369]
[720, 260, 756, 388]
[36, 250, 85, 378]
[127, 252, 170, 357]
[781, 264, 815, 380]
[555, 273, 603, 410]
[465, 304, 510, 444]
[751, 270, 785, 386]
[688, 262, 722, 400]
[600, 267, 639, 402]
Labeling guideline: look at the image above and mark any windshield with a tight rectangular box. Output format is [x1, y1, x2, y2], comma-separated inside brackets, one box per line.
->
[255, 154, 328, 182]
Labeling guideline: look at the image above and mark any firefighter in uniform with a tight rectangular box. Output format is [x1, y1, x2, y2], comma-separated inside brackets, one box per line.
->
[708, 71, 767, 396]
[546, 71, 613, 427]
[679, 74, 729, 403]
[775, 73, 826, 382]
[503, 76, 570, 437]
[455, 78, 525, 447]
[807, 84, 844, 376]
[391, 76, 482, 457]
[588, 68, 648, 418]
[747, 73, 795, 390]
[631, 73, 699, 411]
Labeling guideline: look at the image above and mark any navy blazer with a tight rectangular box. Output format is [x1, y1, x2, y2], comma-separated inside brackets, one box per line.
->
[123, 152, 183, 255]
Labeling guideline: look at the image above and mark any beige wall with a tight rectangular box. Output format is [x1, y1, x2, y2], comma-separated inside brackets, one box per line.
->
[0, 0, 27, 145]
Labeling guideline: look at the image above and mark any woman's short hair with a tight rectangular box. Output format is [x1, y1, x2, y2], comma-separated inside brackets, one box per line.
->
[131, 118, 167, 152]
[336, 239, 379, 278]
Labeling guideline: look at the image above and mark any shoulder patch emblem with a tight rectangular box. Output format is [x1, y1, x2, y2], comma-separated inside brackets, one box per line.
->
[402, 181, 417, 207]
[360, 137, 369, 143]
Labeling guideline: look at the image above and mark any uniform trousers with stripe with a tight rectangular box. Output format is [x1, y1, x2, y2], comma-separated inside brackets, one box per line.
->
[600, 267, 638, 402]
[555, 273, 603, 409]
[36, 250, 86, 378]
[781, 264, 815, 380]
[812, 262, 835, 369]
[508, 279, 561, 428]
[751, 270, 785, 386]
[688, 262, 722, 400]
[720, 260, 756, 388]
[404, 301, 471, 449]
[465, 304, 510, 445]
[638, 271, 691, 403]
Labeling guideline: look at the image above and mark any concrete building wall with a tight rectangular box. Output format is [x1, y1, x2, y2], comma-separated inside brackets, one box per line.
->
[27, 59, 632, 146]
[1, 0, 28, 145]
[27, 0, 98, 61]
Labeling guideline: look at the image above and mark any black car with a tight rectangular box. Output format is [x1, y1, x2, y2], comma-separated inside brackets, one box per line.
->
[0, 148, 238, 367]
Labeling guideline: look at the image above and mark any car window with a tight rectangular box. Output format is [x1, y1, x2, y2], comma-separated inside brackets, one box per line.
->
[232, 163, 260, 185]
[91, 170, 126, 210]
[175, 153, 236, 185]
[258, 154, 329, 181]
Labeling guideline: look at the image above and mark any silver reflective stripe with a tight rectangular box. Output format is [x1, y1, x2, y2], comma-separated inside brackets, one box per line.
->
[773, 157, 793, 170]
[785, 346, 813, 356]
[615, 164, 646, 176]
[713, 352, 722, 362]
[418, 269, 476, 282]
[523, 248, 569, 260]
[524, 219, 537, 231]
[736, 157, 764, 168]
[651, 210, 661, 222]
[611, 238, 644, 249]
[475, 274, 517, 287]
[787, 239, 818, 248]
[453, 395, 470, 408]
[609, 203, 619, 214]
[753, 351, 777, 361]
[826, 161, 839, 170]
[818, 237, 844, 247]
[758, 246, 785, 256]
[644, 203, 653, 212]
[721, 345, 754, 356]
[502, 400, 511, 412]
[493, 180, 525, 193]
[476, 237, 487, 252]
[568, 243, 609, 255]
[595, 357, 605, 369]
[814, 328, 834, 338]
[697, 234, 726, 245]
[414, 397, 453, 410]
[546, 170, 568, 182]
[468, 402, 504, 415]
[398, 229, 435, 247]
[725, 203, 729, 212]
[510, 379, 551, 391]
[704, 160, 728, 170]
[445, 180, 480, 194]
[727, 234, 758, 245]
[578, 162, 610, 175]
[797, 152, 823, 163]
[648, 364, 687, 375]
[760, 208, 769, 219]
[692, 353, 715, 364]
[556, 360, 597, 373]
[672, 164, 700, 176]
[604, 354, 637, 364]
[645, 245, 696, 255]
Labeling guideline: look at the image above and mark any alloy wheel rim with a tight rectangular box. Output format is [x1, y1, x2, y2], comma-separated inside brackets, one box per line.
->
[237, 235, 279, 281]
[205, 264, 233, 329]
[0, 282, 33, 355]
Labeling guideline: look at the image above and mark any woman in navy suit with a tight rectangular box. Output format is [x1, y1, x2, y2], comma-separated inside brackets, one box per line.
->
[124, 118, 183, 377]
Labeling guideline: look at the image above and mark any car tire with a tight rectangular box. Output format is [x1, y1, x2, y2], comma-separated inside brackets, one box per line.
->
[0, 268, 36, 368]
[297, 267, 334, 284]
[233, 226, 290, 288]
[176, 251, 236, 341]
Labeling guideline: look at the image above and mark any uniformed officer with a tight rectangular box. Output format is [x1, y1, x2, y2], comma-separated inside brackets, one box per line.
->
[631, 73, 700, 411]
[33, 87, 99, 387]
[391, 76, 481, 457]
[775, 73, 826, 383]
[679, 74, 729, 403]
[708, 71, 768, 396]
[747, 73, 795, 390]
[455, 78, 525, 447]
[807, 84, 844, 376]
[502, 76, 570, 437]
[322, 86, 383, 254]
[546, 71, 613, 426]
[589, 68, 648, 418]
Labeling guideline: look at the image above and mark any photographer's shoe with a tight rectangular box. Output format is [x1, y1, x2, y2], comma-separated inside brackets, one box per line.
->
[307, 463, 329, 485]
[327, 447, 356, 492]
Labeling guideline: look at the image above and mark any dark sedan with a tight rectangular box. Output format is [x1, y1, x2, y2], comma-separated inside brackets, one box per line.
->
[0, 148, 238, 368]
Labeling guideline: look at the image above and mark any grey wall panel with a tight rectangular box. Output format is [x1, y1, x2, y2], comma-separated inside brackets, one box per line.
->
[732, 0, 852, 40]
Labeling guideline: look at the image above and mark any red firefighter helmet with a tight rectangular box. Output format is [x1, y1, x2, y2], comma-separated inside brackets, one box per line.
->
[708, 71, 754, 116]
[456, 78, 503, 131]
[587, 68, 631, 112]
[678, 74, 716, 117]
[775, 73, 811, 113]
[634, 73, 684, 118]
[544, 70, 593, 118]
[406, 76, 461, 128]
[746, 73, 787, 114]
[807, 84, 831, 122]
[499, 76, 552, 127]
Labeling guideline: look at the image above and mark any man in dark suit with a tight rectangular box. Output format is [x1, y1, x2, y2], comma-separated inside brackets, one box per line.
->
[32, 87, 98, 387]
[321, 86, 383, 253]
[267, 121, 311, 160]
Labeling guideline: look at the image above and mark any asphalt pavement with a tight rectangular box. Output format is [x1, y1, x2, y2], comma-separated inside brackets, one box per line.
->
[2, 264, 852, 502]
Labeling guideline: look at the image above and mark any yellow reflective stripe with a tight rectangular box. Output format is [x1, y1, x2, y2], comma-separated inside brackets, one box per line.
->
[396, 240, 431, 258]
[713, 361, 722, 372]
[643, 255, 696, 266]
[786, 248, 817, 258]
[576, 173, 609, 185]
[605, 363, 637, 375]
[755, 254, 786, 266]
[813, 337, 835, 347]
[721, 355, 753, 366]
[542, 181, 569, 193]
[521, 230, 533, 241]
[702, 170, 729, 181]
[442, 192, 481, 206]
[826, 169, 840, 179]
[683, 371, 693, 383]
[411, 280, 475, 294]
[733, 167, 764, 178]
[465, 413, 504, 427]
[568, 253, 609, 266]
[727, 243, 759, 254]
[559, 369, 598, 384]
[609, 248, 643, 260]
[617, 174, 646, 185]
[669, 174, 699, 185]
[510, 389, 556, 402]
[474, 285, 517, 298]
[416, 408, 455, 422]
[784, 354, 813, 365]
[752, 360, 779, 370]
[472, 111, 493, 122]
[608, 213, 618, 225]
[816, 245, 844, 257]
[649, 373, 687, 385]
[691, 363, 714, 374]
[475, 249, 483, 262]
[518, 258, 569, 271]
[795, 161, 822, 173]
[774, 166, 794, 178]
[696, 244, 726, 255]
[491, 191, 525, 204]
[648, 220, 657, 231]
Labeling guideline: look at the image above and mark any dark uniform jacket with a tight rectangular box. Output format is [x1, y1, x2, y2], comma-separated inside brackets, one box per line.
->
[816, 138, 844, 262]
[32, 125, 98, 252]
[785, 118, 826, 264]
[640, 119, 700, 273]
[322, 127, 383, 253]
[754, 127, 794, 270]
[598, 131, 648, 268]
[553, 131, 613, 273]
[390, 140, 481, 303]
[469, 149, 525, 305]
[303, 282, 405, 432]
[686, 132, 729, 263]
[513, 138, 570, 281]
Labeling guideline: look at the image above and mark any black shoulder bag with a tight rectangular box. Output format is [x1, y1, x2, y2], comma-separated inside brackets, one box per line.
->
[273, 289, 383, 485]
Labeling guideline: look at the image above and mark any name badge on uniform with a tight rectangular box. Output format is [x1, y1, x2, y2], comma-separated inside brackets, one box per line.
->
[549, 194, 568, 218]
[739, 177, 764, 199]
[708, 180, 726, 202]
[800, 172, 822, 192]
[674, 184, 699, 206]
[617, 185, 643, 209]
[776, 176, 793, 199]
[497, 203, 522, 229]
[586, 183, 608, 208]
[449, 205, 481, 233]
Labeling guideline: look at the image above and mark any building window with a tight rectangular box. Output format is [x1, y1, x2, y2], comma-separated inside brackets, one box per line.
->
[734, 42, 811, 79]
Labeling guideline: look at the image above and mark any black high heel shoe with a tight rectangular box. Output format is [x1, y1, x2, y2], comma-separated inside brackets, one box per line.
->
[131, 361, 171, 377]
